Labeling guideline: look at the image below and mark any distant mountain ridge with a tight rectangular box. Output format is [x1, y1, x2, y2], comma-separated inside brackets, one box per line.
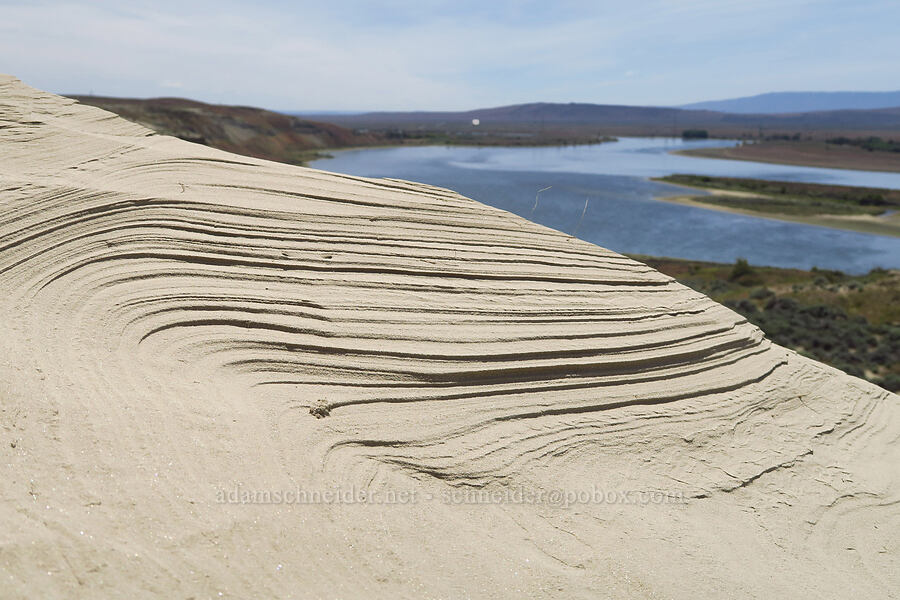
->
[319, 101, 900, 136]
[680, 91, 900, 114]
[72, 95, 900, 165]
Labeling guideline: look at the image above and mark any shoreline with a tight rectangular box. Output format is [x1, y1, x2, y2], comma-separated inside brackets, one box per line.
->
[313, 139, 900, 177]
[652, 181, 900, 238]
[304, 136, 620, 165]
[673, 144, 900, 174]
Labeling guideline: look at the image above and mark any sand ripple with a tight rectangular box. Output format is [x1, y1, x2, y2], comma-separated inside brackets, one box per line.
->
[1, 75, 897, 599]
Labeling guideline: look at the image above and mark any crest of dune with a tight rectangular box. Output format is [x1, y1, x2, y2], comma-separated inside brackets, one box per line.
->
[0, 75, 897, 599]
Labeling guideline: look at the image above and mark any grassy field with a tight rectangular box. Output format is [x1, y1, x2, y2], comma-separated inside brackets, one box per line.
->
[654, 174, 900, 237]
[629, 255, 900, 392]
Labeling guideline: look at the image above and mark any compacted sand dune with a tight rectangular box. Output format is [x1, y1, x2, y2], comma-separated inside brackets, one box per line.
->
[1, 75, 898, 599]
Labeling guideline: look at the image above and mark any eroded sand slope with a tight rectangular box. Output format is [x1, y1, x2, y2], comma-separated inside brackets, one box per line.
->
[1, 75, 897, 599]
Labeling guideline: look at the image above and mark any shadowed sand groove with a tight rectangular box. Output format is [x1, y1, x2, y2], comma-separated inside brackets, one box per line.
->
[1, 75, 898, 599]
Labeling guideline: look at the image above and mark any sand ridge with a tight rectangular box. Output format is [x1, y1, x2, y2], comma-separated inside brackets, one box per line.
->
[1, 75, 898, 598]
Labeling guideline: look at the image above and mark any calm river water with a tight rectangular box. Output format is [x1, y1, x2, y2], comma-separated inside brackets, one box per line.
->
[311, 138, 900, 273]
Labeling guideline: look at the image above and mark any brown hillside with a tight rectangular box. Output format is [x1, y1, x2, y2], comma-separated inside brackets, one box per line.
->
[71, 95, 382, 164]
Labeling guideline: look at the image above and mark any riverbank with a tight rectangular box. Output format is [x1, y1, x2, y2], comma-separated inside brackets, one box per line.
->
[675, 140, 900, 173]
[653, 175, 900, 237]
[301, 134, 619, 165]
[627, 254, 899, 391]
[72, 95, 620, 168]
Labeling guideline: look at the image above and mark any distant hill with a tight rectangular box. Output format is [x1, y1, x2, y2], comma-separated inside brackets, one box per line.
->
[314, 102, 709, 127]
[71, 96, 382, 165]
[71, 96, 900, 165]
[318, 102, 900, 137]
[680, 91, 900, 114]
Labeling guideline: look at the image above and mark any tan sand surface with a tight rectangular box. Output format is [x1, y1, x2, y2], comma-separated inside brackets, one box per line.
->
[1, 75, 898, 599]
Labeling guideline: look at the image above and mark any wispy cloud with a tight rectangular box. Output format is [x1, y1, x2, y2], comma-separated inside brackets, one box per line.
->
[1, 0, 897, 110]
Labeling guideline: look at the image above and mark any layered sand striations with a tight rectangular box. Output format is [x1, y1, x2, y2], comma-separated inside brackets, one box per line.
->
[1, 75, 897, 598]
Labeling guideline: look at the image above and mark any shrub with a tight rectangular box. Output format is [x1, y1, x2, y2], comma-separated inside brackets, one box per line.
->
[729, 258, 760, 285]
[765, 297, 799, 312]
[869, 345, 892, 365]
[860, 193, 887, 206]
[735, 299, 757, 314]
[682, 129, 709, 139]
[876, 374, 900, 392]
[833, 362, 864, 378]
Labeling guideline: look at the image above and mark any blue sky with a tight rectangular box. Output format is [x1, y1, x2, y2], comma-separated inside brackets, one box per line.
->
[1, 0, 898, 110]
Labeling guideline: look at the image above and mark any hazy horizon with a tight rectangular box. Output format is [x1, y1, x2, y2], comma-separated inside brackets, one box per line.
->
[3, 1, 899, 111]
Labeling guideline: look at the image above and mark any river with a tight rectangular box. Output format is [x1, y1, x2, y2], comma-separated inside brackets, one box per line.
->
[310, 138, 900, 273]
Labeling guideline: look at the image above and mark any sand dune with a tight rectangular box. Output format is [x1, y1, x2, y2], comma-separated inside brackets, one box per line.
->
[1, 75, 897, 599]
